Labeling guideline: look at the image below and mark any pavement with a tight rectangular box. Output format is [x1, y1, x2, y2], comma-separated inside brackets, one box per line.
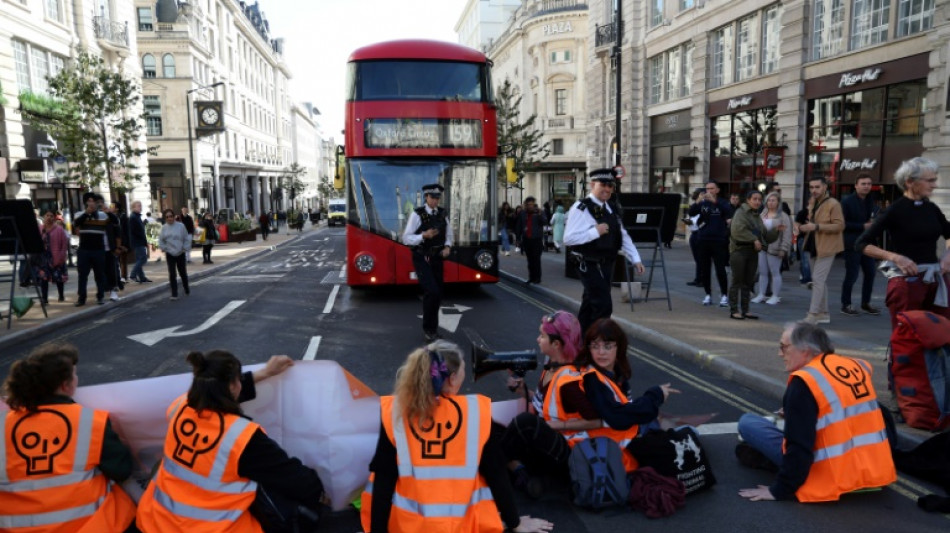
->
[497, 239, 933, 443]
[0, 222, 318, 350]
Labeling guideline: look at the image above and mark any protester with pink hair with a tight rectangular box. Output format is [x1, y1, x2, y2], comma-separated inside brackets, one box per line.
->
[497, 310, 603, 497]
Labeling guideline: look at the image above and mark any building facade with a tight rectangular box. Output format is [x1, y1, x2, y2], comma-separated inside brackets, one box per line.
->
[136, 0, 293, 218]
[0, 0, 149, 215]
[487, 0, 589, 208]
[456, 0, 523, 51]
[585, 0, 949, 214]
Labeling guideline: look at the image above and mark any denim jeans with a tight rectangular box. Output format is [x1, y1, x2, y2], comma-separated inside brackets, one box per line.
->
[738, 413, 783, 467]
[130, 246, 148, 280]
[499, 227, 511, 252]
[799, 250, 812, 284]
[841, 248, 876, 307]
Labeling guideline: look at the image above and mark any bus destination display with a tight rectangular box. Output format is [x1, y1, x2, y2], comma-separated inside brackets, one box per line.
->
[364, 118, 483, 149]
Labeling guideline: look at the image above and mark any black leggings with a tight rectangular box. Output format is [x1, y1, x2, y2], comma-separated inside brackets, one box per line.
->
[497, 412, 571, 476]
[202, 244, 213, 262]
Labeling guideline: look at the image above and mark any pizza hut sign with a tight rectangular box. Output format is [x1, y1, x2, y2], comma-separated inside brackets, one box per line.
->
[839, 68, 882, 88]
[840, 158, 878, 171]
[727, 95, 753, 111]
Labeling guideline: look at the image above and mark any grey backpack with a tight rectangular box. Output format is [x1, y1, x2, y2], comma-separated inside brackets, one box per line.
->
[568, 436, 629, 509]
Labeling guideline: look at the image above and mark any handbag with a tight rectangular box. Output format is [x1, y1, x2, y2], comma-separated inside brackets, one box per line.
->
[626, 427, 716, 495]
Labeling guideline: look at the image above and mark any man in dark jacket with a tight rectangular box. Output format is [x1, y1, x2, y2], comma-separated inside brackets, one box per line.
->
[840, 173, 879, 316]
[516, 196, 548, 285]
[129, 201, 152, 283]
[688, 180, 733, 307]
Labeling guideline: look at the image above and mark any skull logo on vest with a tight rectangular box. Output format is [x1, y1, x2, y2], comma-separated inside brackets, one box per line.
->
[409, 396, 463, 460]
[823, 358, 870, 399]
[12, 409, 72, 475]
[172, 409, 224, 467]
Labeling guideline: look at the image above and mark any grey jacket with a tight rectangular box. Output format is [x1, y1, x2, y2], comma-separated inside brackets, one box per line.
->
[159, 221, 189, 256]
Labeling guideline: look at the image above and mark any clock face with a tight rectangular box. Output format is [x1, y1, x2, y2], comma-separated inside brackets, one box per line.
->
[200, 107, 219, 126]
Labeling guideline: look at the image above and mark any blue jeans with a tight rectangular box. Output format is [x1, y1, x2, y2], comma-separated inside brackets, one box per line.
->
[131, 246, 148, 280]
[499, 227, 510, 252]
[799, 250, 812, 284]
[841, 248, 876, 307]
[738, 413, 784, 467]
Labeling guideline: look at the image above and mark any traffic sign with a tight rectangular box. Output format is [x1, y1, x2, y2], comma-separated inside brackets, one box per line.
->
[613, 165, 625, 180]
[51, 157, 69, 180]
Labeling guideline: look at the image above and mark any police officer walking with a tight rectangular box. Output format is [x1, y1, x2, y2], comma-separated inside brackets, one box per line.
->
[564, 168, 645, 334]
[402, 183, 453, 342]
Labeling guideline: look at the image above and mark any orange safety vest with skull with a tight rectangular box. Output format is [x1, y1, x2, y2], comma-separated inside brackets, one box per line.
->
[540, 365, 593, 447]
[0, 403, 136, 532]
[786, 354, 897, 502]
[136, 396, 262, 533]
[582, 370, 641, 472]
[360, 394, 503, 533]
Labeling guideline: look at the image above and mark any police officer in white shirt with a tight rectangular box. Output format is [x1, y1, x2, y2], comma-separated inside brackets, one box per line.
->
[402, 183, 454, 343]
[563, 168, 644, 333]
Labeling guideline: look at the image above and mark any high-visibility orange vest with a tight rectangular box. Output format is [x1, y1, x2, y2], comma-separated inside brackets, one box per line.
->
[360, 394, 503, 533]
[136, 396, 262, 533]
[1, 403, 136, 533]
[787, 354, 897, 502]
[540, 365, 592, 447]
[583, 371, 641, 472]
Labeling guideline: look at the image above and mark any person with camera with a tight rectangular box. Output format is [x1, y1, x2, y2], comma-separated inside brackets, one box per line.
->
[564, 169, 645, 334]
[572, 318, 680, 471]
[500, 311, 602, 496]
[402, 183, 453, 343]
[136, 352, 326, 533]
[361, 341, 553, 533]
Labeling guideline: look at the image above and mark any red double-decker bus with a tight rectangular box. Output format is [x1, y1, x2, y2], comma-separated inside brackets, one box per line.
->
[343, 40, 499, 286]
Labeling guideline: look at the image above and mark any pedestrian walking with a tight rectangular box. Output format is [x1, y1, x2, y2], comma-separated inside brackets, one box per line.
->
[128, 201, 153, 283]
[99, 199, 124, 302]
[799, 177, 844, 324]
[73, 192, 108, 307]
[752, 192, 792, 305]
[200, 212, 217, 264]
[259, 212, 270, 240]
[499, 202, 512, 255]
[688, 180, 734, 307]
[516, 196, 548, 284]
[857, 157, 950, 329]
[35, 210, 70, 304]
[840, 173, 880, 316]
[158, 209, 190, 300]
[728, 190, 783, 320]
[402, 183, 453, 342]
[179, 206, 195, 263]
[563, 168, 644, 334]
[550, 204, 567, 254]
[296, 210, 305, 232]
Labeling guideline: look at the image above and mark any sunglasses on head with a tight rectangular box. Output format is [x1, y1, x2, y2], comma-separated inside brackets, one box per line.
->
[543, 311, 562, 324]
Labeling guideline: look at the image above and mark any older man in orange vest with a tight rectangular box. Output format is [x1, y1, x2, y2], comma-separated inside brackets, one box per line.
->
[736, 321, 896, 502]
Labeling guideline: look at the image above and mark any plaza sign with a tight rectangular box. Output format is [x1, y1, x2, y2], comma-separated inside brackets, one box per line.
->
[542, 22, 573, 35]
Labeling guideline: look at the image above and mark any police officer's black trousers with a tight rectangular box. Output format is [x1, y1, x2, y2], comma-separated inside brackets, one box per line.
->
[412, 252, 444, 335]
[577, 258, 615, 335]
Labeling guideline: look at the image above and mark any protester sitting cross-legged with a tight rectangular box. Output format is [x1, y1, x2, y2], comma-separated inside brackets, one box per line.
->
[361, 341, 553, 533]
[1, 343, 137, 532]
[573, 318, 680, 472]
[500, 310, 604, 497]
[136, 351, 326, 533]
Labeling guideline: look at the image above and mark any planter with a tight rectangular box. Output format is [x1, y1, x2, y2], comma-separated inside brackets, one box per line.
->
[229, 229, 258, 243]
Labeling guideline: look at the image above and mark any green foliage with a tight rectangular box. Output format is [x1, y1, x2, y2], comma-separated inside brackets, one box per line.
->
[280, 163, 307, 201]
[18, 48, 152, 199]
[145, 222, 162, 246]
[228, 218, 251, 233]
[495, 78, 550, 187]
[0, 79, 9, 107]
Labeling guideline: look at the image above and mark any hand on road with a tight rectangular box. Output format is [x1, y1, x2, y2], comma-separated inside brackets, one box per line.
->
[255, 355, 294, 382]
[738, 485, 775, 501]
[659, 383, 681, 400]
[513, 516, 554, 532]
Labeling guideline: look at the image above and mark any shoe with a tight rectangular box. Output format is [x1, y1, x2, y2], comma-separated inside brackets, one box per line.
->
[702, 295, 712, 306]
[719, 295, 729, 307]
[184, 288, 190, 295]
[424, 332, 440, 343]
[686, 280, 702, 287]
[74, 301, 86, 307]
[743, 313, 759, 320]
[806, 282, 814, 290]
[765, 295, 781, 305]
[841, 305, 859, 317]
[504, 251, 510, 256]
[515, 247, 520, 253]
[750, 294, 766, 304]
[861, 304, 881, 315]
[141, 277, 153, 283]
[511, 467, 543, 499]
[121, 277, 128, 283]
[730, 313, 745, 320]
[170, 296, 179, 301]
[207, 260, 213, 264]
[97, 298, 104, 305]
[735, 442, 778, 473]
[805, 312, 831, 324]
[187, 260, 193, 264]
[58, 295, 65, 302]
[109, 290, 120, 301]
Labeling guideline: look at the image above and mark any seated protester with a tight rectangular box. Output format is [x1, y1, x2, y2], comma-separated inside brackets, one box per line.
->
[574, 318, 680, 472]
[361, 341, 552, 533]
[136, 352, 326, 533]
[500, 311, 603, 495]
[1, 343, 137, 532]
[737, 322, 896, 502]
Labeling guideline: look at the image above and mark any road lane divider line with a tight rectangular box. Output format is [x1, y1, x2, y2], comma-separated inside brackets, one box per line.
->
[303, 336, 322, 361]
[323, 285, 340, 314]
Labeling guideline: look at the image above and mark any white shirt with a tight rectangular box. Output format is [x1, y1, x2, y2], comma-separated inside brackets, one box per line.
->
[563, 194, 642, 264]
[401, 206, 454, 247]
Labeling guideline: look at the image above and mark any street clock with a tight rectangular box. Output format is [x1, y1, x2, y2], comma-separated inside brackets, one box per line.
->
[195, 101, 224, 136]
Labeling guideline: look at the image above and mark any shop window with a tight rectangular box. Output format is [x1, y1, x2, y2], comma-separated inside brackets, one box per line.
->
[851, 0, 890, 50]
[812, 0, 845, 60]
[711, 116, 733, 157]
[898, 0, 935, 37]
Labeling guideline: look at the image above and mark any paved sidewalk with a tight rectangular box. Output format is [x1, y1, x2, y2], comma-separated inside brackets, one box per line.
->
[498, 239, 930, 440]
[0, 222, 321, 349]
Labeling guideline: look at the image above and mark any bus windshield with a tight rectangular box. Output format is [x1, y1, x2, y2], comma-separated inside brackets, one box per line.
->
[346, 158, 493, 247]
[347, 61, 487, 102]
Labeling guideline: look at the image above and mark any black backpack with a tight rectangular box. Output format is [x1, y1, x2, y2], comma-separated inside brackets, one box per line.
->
[568, 437, 629, 509]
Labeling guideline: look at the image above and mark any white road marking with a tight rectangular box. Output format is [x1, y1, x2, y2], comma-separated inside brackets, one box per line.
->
[416, 304, 473, 333]
[303, 336, 322, 360]
[695, 422, 738, 435]
[323, 285, 340, 314]
[128, 300, 247, 346]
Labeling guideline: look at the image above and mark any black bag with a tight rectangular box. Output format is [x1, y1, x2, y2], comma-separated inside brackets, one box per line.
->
[250, 486, 321, 533]
[568, 437, 630, 509]
[626, 427, 716, 495]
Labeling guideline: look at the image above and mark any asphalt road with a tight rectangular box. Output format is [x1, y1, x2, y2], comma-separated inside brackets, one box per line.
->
[2, 226, 946, 532]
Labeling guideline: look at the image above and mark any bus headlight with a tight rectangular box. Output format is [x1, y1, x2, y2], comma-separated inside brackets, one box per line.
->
[475, 250, 494, 270]
[355, 254, 375, 273]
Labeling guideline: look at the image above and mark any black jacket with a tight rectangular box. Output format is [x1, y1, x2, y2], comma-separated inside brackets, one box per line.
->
[840, 192, 876, 248]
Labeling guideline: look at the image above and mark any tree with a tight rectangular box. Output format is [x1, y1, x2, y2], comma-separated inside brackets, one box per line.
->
[495, 78, 550, 188]
[280, 163, 307, 204]
[19, 49, 151, 201]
